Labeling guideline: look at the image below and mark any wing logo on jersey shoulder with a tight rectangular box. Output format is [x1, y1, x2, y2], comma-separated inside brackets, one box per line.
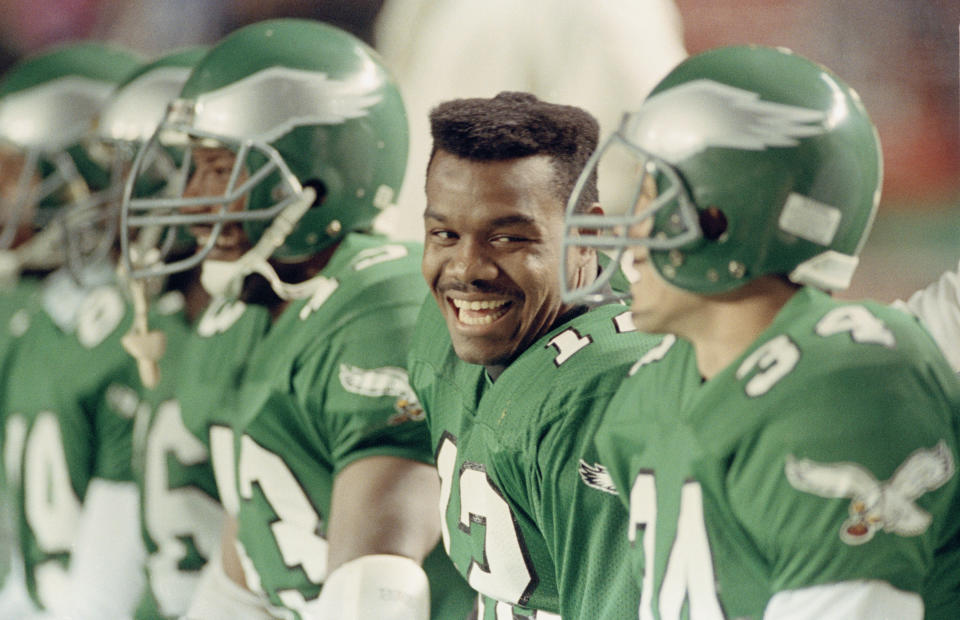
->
[785, 440, 955, 545]
[338, 363, 425, 425]
[578, 460, 618, 495]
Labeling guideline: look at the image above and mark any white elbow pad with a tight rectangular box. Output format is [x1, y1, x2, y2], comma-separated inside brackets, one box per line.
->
[303, 554, 430, 620]
[182, 554, 273, 620]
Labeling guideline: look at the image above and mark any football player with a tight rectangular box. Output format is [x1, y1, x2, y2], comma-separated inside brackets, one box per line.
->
[0, 41, 145, 617]
[121, 18, 474, 620]
[409, 91, 667, 618]
[562, 45, 960, 619]
[92, 46, 223, 620]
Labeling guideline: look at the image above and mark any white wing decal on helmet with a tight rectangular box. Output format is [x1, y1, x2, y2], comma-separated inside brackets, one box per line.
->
[628, 79, 827, 163]
[193, 66, 383, 142]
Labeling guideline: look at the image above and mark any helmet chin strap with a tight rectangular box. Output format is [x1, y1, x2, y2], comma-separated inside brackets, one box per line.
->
[200, 186, 329, 301]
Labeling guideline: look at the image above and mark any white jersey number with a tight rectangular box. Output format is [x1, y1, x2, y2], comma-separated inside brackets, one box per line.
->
[143, 400, 223, 615]
[630, 474, 724, 620]
[436, 434, 536, 606]
[237, 434, 328, 611]
[815, 305, 896, 347]
[738, 305, 893, 396]
[22, 411, 81, 608]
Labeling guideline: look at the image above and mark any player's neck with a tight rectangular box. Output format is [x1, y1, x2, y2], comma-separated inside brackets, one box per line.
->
[688, 276, 800, 380]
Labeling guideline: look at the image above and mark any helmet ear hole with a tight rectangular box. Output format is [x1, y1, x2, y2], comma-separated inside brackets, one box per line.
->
[302, 179, 327, 208]
[699, 206, 728, 241]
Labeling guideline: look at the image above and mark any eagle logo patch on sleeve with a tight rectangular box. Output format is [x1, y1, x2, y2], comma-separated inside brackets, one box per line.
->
[338, 364, 425, 425]
[785, 441, 955, 545]
[578, 460, 618, 495]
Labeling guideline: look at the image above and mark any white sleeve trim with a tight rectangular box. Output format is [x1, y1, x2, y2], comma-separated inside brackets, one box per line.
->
[763, 579, 922, 620]
[55, 478, 145, 619]
[183, 551, 273, 620]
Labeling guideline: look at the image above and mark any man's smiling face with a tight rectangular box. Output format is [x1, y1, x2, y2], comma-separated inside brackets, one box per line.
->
[182, 146, 251, 261]
[422, 150, 581, 368]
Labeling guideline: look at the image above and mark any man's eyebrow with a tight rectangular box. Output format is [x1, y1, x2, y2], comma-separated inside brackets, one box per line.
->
[422, 210, 539, 228]
[423, 207, 445, 222]
[489, 214, 537, 228]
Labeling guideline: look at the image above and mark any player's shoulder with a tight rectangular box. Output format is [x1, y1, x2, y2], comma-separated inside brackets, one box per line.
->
[729, 289, 960, 440]
[72, 283, 132, 352]
[513, 304, 664, 382]
[294, 234, 426, 326]
[606, 333, 698, 414]
[776, 288, 956, 387]
[327, 234, 422, 289]
[195, 297, 270, 340]
[485, 305, 665, 425]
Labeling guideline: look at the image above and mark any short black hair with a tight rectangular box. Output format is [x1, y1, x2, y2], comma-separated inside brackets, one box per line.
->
[428, 91, 599, 213]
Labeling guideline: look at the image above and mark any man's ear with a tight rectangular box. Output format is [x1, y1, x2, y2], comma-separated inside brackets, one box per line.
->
[569, 202, 603, 267]
[572, 202, 604, 238]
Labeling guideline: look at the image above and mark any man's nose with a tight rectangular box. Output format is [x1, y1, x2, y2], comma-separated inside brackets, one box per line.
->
[447, 237, 498, 283]
[181, 170, 217, 214]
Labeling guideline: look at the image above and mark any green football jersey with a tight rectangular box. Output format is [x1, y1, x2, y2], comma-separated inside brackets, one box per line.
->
[0, 276, 44, 590]
[596, 287, 960, 619]
[215, 234, 473, 619]
[179, 295, 273, 459]
[2, 273, 139, 609]
[130, 291, 226, 620]
[408, 296, 665, 618]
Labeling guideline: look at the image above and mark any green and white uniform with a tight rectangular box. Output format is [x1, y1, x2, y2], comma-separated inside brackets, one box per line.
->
[130, 290, 230, 620]
[207, 235, 473, 619]
[0, 276, 44, 594]
[597, 287, 960, 620]
[408, 298, 665, 618]
[1, 268, 139, 610]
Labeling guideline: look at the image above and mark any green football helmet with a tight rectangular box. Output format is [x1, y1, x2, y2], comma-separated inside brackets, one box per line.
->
[0, 42, 141, 275]
[121, 18, 409, 297]
[73, 46, 208, 276]
[561, 45, 882, 301]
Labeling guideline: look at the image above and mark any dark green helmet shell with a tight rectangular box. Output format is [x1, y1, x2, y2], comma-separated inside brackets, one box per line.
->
[172, 18, 408, 258]
[0, 42, 142, 251]
[643, 45, 882, 293]
[561, 45, 882, 302]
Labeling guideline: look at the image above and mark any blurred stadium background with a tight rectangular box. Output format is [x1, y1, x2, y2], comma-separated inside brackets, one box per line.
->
[0, 0, 954, 302]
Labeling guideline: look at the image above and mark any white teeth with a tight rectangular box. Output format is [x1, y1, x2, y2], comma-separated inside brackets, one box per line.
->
[452, 299, 508, 311]
[450, 298, 510, 326]
[459, 312, 505, 326]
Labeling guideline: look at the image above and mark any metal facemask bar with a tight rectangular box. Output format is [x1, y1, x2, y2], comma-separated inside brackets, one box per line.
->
[120, 115, 309, 281]
[0, 147, 89, 250]
[62, 151, 127, 281]
[560, 117, 702, 304]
